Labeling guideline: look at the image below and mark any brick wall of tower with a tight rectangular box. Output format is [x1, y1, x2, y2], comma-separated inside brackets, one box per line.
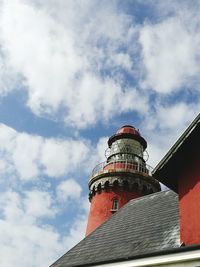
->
[85, 190, 142, 236]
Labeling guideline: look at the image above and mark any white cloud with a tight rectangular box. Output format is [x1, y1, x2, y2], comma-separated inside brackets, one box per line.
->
[56, 179, 82, 202]
[0, 190, 62, 267]
[143, 101, 199, 168]
[153, 102, 198, 130]
[143, 102, 198, 132]
[0, 219, 63, 267]
[64, 74, 148, 127]
[0, 0, 148, 129]
[40, 138, 90, 177]
[79, 196, 90, 214]
[85, 136, 111, 176]
[147, 142, 168, 168]
[0, 51, 21, 95]
[0, 0, 199, 131]
[0, 123, 91, 181]
[0, 123, 118, 184]
[12, 133, 42, 180]
[95, 137, 108, 162]
[0, 124, 90, 266]
[0, 123, 16, 149]
[24, 190, 55, 218]
[63, 214, 88, 250]
[139, 16, 200, 93]
[110, 52, 133, 71]
[0, 0, 87, 114]
[0, 190, 56, 223]
[0, 189, 89, 267]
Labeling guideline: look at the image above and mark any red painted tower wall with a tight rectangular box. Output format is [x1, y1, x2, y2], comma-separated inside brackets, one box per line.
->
[86, 190, 142, 236]
[178, 150, 200, 245]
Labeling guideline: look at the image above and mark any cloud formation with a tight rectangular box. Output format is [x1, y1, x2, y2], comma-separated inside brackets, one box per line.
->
[0, 190, 61, 267]
[0, 0, 148, 128]
[0, 1, 199, 267]
[0, 123, 91, 181]
[140, 16, 200, 93]
[0, 122, 108, 266]
[1, 0, 199, 131]
[56, 179, 82, 202]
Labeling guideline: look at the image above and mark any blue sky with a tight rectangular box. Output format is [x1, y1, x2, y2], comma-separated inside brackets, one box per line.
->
[0, 0, 199, 266]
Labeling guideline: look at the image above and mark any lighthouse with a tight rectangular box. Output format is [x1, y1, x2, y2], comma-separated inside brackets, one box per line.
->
[86, 125, 161, 236]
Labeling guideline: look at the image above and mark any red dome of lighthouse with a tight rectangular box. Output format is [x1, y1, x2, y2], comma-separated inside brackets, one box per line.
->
[108, 125, 147, 149]
[117, 125, 140, 135]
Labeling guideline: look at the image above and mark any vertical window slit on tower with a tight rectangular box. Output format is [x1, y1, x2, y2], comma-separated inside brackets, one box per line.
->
[112, 198, 118, 211]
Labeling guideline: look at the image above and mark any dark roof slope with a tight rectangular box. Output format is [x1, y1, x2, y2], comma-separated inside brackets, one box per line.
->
[50, 190, 180, 267]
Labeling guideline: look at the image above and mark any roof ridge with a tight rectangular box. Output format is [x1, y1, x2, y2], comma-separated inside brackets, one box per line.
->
[129, 189, 177, 204]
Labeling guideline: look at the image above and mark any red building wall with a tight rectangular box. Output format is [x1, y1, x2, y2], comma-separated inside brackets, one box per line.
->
[178, 154, 200, 245]
[86, 190, 142, 236]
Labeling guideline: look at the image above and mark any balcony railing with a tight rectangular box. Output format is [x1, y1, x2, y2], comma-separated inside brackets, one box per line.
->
[91, 159, 153, 178]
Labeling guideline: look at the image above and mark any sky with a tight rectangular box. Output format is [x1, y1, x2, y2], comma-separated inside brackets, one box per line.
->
[0, 0, 199, 266]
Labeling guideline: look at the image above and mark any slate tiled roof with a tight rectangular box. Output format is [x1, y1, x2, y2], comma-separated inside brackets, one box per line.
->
[50, 190, 180, 267]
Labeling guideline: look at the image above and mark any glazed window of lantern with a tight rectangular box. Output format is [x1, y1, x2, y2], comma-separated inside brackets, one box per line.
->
[112, 199, 118, 211]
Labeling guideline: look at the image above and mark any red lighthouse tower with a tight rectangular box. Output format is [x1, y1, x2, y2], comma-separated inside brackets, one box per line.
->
[86, 125, 160, 236]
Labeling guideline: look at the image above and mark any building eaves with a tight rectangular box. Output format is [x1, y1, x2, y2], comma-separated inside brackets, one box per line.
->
[152, 113, 200, 177]
[152, 113, 200, 191]
[89, 244, 200, 267]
